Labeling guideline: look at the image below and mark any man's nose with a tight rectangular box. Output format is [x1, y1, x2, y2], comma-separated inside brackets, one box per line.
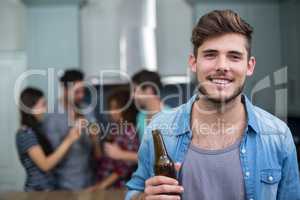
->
[215, 56, 229, 72]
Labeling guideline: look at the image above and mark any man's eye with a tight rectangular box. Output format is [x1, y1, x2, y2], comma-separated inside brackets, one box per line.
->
[229, 55, 241, 60]
[204, 54, 215, 58]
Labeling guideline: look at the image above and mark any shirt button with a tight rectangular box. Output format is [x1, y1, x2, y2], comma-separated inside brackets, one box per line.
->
[249, 198, 254, 200]
[245, 171, 250, 177]
[241, 148, 246, 154]
[268, 176, 274, 182]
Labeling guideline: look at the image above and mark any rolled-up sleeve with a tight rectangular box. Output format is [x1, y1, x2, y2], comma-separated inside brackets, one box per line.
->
[16, 129, 39, 154]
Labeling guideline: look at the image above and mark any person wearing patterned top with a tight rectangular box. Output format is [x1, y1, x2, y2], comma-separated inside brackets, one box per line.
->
[87, 87, 139, 191]
[16, 87, 80, 191]
[104, 70, 169, 163]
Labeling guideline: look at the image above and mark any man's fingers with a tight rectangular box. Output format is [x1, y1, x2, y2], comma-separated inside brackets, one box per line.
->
[145, 176, 178, 187]
[174, 162, 182, 172]
[145, 185, 184, 195]
[146, 195, 181, 200]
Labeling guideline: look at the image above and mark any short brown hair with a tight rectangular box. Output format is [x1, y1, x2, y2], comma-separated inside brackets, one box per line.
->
[191, 10, 253, 58]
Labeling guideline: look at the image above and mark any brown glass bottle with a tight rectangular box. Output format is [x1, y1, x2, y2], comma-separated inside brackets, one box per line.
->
[152, 129, 177, 179]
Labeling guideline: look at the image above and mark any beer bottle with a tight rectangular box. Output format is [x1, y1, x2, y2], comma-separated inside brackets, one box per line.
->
[152, 129, 177, 179]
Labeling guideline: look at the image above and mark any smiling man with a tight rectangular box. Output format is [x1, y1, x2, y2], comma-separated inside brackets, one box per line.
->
[125, 10, 300, 200]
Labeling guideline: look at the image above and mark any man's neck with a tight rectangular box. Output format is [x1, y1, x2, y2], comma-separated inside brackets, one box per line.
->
[191, 94, 247, 150]
[60, 97, 69, 110]
[196, 94, 244, 122]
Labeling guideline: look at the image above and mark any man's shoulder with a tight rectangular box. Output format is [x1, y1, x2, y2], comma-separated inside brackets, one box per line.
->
[147, 103, 188, 133]
[157, 102, 185, 118]
[44, 110, 67, 120]
[252, 105, 297, 160]
[252, 105, 289, 136]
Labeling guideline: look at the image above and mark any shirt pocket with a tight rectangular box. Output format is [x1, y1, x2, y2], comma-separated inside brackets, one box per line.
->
[260, 169, 281, 200]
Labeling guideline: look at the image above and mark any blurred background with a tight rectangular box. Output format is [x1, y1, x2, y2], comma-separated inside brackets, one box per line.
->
[0, 0, 299, 191]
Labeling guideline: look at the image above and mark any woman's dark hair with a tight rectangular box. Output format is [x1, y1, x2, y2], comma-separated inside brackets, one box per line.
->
[107, 87, 137, 125]
[19, 87, 53, 155]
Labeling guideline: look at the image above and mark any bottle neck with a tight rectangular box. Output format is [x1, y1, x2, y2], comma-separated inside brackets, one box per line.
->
[152, 130, 168, 161]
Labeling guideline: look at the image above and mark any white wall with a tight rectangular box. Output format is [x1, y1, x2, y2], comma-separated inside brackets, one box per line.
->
[80, 0, 121, 79]
[0, 0, 27, 191]
[26, 4, 80, 96]
[80, 0, 193, 79]
[0, 0, 26, 50]
[156, 0, 193, 77]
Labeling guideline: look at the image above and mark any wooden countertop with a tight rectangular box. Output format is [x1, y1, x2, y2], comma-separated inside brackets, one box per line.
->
[0, 189, 126, 200]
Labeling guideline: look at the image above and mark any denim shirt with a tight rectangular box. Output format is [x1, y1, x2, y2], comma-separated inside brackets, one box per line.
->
[126, 94, 300, 200]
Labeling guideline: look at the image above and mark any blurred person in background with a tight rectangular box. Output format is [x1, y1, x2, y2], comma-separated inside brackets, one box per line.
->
[104, 70, 170, 163]
[132, 70, 170, 141]
[16, 87, 80, 191]
[43, 69, 98, 190]
[88, 87, 139, 191]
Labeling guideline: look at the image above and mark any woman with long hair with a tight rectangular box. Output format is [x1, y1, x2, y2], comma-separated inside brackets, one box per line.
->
[16, 87, 80, 191]
[88, 87, 139, 190]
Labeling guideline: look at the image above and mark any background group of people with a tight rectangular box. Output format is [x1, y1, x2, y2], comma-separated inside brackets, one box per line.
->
[16, 69, 167, 192]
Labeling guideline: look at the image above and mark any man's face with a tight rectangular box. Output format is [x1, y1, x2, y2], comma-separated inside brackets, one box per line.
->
[67, 81, 85, 105]
[133, 83, 146, 108]
[132, 83, 153, 109]
[189, 33, 256, 103]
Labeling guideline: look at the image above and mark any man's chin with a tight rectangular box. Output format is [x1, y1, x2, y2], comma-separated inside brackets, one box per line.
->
[199, 91, 242, 104]
[198, 82, 245, 104]
[206, 95, 233, 104]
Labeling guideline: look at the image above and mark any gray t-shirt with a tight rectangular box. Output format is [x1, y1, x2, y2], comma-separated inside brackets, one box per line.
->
[179, 138, 245, 200]
[43, 102, 96, 190]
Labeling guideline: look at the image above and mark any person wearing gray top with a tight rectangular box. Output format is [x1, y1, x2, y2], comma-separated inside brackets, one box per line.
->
[43, 70, 97, 190]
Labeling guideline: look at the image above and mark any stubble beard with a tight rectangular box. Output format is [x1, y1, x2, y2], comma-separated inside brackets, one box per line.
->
[197, 80, 245, 106]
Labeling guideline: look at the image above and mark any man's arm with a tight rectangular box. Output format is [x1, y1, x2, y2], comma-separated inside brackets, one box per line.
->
[125, 131, 152, 200]
[277, 128, 300, 199]
[125, 127, 183, 200]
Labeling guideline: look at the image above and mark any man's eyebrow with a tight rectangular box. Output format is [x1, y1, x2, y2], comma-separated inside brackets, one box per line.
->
[201, 49, 218, 54]
[228, 50, 243, 56]
[201, 49, 244, 56]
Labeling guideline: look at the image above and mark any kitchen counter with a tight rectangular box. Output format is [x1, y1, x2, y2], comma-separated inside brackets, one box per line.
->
[0, 189, 126, 200]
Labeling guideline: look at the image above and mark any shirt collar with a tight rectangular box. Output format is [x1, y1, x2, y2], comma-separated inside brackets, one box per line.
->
[175, 94, 259, 136]
[242, 95, 259, 134]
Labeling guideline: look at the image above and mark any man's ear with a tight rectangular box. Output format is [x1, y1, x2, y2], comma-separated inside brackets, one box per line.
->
[246, 56, 256, 76]
[188, 54, 197, 73]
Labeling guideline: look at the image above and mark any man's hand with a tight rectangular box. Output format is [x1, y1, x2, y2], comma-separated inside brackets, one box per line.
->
[143, 163, 183, 200]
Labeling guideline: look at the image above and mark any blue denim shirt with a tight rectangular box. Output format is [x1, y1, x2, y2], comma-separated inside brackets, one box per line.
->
[126, 94, 300, 200]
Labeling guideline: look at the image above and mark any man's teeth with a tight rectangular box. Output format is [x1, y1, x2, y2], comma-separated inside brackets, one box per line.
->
[211, 79, 230, 84]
